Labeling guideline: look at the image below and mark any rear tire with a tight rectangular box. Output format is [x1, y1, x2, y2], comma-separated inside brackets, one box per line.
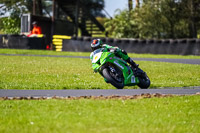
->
[137, 75, 150, 89]
[102, 68, 124, 89]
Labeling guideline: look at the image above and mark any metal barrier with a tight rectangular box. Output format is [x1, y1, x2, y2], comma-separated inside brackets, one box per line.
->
[0, 34, 46, 50]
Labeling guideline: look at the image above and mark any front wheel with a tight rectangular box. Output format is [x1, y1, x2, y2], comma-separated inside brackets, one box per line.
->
[102, 68, 124, 89]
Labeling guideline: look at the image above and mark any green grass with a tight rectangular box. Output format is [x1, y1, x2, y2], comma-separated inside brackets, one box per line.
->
[0, 49, 200, 133]
[0, 49, 90, 57]
[1, 48, 200, 59]
[0, 95, 200, 133]
[0, 54, 200, 89]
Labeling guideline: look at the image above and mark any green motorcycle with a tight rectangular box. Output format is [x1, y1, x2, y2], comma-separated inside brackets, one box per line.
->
[91, 48, 150, 89]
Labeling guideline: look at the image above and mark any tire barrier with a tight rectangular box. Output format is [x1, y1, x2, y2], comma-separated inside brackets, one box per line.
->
[1, 34, 200, 55]
[63, 39, 91, 52]
[52, 35, 71, 51]
[62, 37, 200, 55]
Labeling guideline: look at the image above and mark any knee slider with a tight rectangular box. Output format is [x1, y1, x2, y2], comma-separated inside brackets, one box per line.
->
[122, 50, 127, 55]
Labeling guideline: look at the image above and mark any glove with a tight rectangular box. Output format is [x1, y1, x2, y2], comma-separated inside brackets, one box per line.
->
[109, 47, 118, 53]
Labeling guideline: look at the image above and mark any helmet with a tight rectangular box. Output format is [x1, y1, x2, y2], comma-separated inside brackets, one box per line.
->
[91, 39, 103, 51]
[32, 21, 38, 25]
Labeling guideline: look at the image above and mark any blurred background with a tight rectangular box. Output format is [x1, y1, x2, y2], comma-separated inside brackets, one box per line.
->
[1, 0, 200, 38]
[0, 0, 200, 54]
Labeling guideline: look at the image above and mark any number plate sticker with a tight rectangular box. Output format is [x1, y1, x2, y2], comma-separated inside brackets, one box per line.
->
[131, 75, 136, 83]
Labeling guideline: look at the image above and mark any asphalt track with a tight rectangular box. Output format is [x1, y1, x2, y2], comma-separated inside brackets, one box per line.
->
[0, 53, 200, 97]
[0, 87, 200, 97]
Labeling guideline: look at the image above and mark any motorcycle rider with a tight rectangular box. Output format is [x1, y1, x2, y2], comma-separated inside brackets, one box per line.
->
[90, 39, 139, 70]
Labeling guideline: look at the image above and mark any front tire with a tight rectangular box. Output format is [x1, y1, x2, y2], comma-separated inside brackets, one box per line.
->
[102, 68, 124, 89]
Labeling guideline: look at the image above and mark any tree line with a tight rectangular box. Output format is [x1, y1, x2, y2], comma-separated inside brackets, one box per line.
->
[105, 0, 200, 39]
[0, 0, 200, 39]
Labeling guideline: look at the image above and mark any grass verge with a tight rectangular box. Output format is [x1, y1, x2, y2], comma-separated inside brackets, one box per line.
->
[0, 48, 200, 59]
[0, 54, 200, 89]
[0, 95, 200, 133]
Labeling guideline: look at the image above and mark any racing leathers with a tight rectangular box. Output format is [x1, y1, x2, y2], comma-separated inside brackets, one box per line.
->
[90, 44, 138, 72]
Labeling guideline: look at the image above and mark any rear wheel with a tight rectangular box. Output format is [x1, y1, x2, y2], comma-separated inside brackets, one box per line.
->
[102, 67, 124, 89]
[137, 74, 150, 89]
[133, 68, 150, 89]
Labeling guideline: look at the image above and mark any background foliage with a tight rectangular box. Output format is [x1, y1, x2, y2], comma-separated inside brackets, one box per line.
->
[105, 0, 200, 39]
[0, 0, 200, 38]
[0, 17, 20, 34]
[0, 0, 29, 34]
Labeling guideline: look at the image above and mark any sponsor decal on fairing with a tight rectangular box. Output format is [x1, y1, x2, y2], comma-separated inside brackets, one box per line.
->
[114, 61, 124, 69]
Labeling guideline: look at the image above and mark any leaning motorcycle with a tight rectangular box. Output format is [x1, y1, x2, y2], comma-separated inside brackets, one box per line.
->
[91, 48, 150, 89]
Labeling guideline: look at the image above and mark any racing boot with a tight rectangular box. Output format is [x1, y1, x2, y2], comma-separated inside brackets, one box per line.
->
[127, 58, 146, 77]
[126, 57, 139, 69]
